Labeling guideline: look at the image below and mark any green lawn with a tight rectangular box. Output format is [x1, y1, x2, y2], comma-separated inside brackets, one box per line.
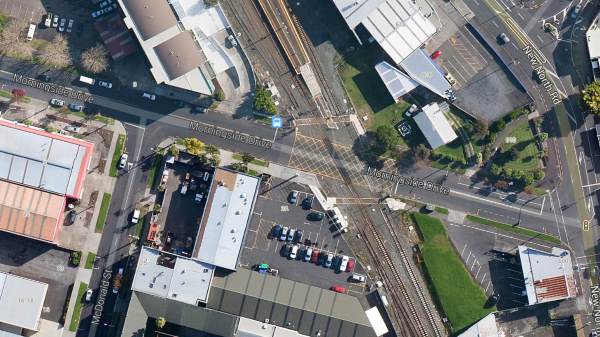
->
[109, 134, 126, 177]
[232, 153, 269, 167]
[147, 154, 163, 188]
[95, 193, 112, 233]
[68, 282, 88, 332]
[68, 110, 114, 125]
[84, 252, 96, 269]
[435, 207, 449, 215]
[497, 122, 539, 172]
[466, 215, 561, 244]
[413, 213, 494, 333]
[0, 89, 32, 103]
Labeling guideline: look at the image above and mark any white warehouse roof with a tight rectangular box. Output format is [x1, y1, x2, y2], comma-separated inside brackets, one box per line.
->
[192, 168, 260, 270]
[0, 272, 48, 331]
[333, 0, 436, 63]
[413, 102, 458, 149]
[132, 247, 214, 305]
[457, 313, 499, 337]
[586, 12, 600, 59]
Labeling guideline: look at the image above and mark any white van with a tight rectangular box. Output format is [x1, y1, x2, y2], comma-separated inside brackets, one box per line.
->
[79, 75, 95, 85]
[26, 24, 36, 41]
[131, 209, 140, 224]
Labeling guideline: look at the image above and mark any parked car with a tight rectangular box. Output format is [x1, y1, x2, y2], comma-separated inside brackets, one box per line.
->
[346, 258, 355, 272]
[571, 3, 582, 19]
[98, 80, 113, 89]
[282, 244, 292, 257]
[288, 191, 298, 204]
[119, 153, 128, 169]
[271, 224, 282, 239]
[289, 245, 299, 259]
[227, 34, 238, 47]
[193, 105, 208, 113]
[339, 256, 349, 272]
[325, 253, 333, 268]
[68, 103, 84, 112]
[44, 13, 53, 28]
[92, 3, 117, 18]
[330, 285, 346, 294]
[65, 125, 81, 133]
[301, 197, 313, 210]
[280, 226, 289, 241]
[287, 228, 296, 242]
[142, 92, 156, 101]
[430, 50, 442, 60]
[304, 247, 313, 262]
[52, 15, 59, 28]
[293, 229, 303, 243]
[194, 193, 204, 203]
[50, 98, 64, 107]
[499, 33, 510, 44]
[131, 209, 140, 224]
[58, 18, 66, 32]
[37, 73, 51, 82]
[318, 251, 328, 265]
[85, 289, 93, 301]
[351, 273, 367, 283]
[66, 19, 74, 33]
[310, 249, 320, 263]
[307, 212, 324, 221]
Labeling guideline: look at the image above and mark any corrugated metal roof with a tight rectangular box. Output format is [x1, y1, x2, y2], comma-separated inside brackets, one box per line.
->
[120, 0, 178, 40]
[399, 48, 452, 98]
[0, 120, 93, 198]
[0, 272, 48, 331]
[375, 61, 418, 101]
[587, 13, 600, 59]
[413, 102, 458, 149]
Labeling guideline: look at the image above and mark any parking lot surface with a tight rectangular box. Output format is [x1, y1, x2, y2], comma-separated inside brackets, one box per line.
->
[240, 177, 366, 296]
[0, 231, 77, 322]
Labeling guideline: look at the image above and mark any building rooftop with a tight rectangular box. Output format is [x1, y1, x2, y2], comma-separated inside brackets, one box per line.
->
[120, 0, 178, 40]
[457, 312, 498, 337]
[333, 0, 436, 64]
[0, 272, 48, 331]
[153, 31, 208, 81]
[413, 102, 458, 149]
[518, 246, 576, 305]
[0, 120, 93, 198]
[0, 180, 65, 243]
[364, 307, 388, 337]
[93, 14, 138, 60]
[192, 168, 260, 270]
[132, 247, 214, 305]
[399, 49, 452, 98]
[587, 11, 600, 60]
[375, 61, 418, 102]
[235, 317, 309, 337]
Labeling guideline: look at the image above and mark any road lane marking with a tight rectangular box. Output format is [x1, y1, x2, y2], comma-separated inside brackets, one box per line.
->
[450, 189, 548, 216]
[491, 20, 500, 28]
[547, 190, 563, 242]
[456, 182, 543, 207]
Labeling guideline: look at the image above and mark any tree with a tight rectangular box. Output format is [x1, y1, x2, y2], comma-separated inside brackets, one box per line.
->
[582, 81, 600, 115]
[168, 144, 179, 157]
[491, 119, 506, 133]
[375, 125, 400, 152]
[533, 169, 545, 181]
[214, 88, 225, 101]
[522, 172, 535, 186]
[537, 132, 548, 142]
[183, 137, 204, 155]
[490, 163, 502, 176]
[11, 88, 26, 103]
[39, 35, 71, 68]
[473, 120, 489, 140]
[81, 43, 109, 74]
[0, 19, 33, 59]
[156, 317, 166, 330]
[240, 153, 255, 164]
[205, 144, 220, 156]
[253, 86, 277, 115]
[507, 147, 519, 161]
[413, 144, 431, 161]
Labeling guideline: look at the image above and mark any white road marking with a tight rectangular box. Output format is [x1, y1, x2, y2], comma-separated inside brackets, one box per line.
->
[459, 223, 554, 249]
[547, 191, 562, 242]
[455, 183, 543, 207]
[491, 20, 500, 28]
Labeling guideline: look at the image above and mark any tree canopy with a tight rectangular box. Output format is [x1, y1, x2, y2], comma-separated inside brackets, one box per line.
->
[375, 125, 400, 152]
[253, 86, 277, 115]
[583, 81, 600, 114]
[183, 137, 204, 155]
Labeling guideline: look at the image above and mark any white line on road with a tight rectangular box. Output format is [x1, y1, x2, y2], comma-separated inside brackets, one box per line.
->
[547, 191, 562, 242]
[517, 12, 525, 20]
[539, 195, 546, 215]
[491, 20, 500, 28]
[553, 190, 569, 245]
[123, 122, 145, 130]
[536, 35, 544, 43]
[450, 189, 543, 216]
[456, 182, 543, 207]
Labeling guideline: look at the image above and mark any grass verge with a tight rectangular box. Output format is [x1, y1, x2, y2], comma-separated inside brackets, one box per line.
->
[95, 193, 112, 233]
[0, 89, 32, 103]
[147, 154, 163, 188]
[413, 213, 494, 333]
[435, 207, 449, 215]
[68, 282, 88, 332]
[466, 215, 561, 244]
[109, 134, 125, 177]
[232, 153, 269, 167]
[84, 252, 96, 269]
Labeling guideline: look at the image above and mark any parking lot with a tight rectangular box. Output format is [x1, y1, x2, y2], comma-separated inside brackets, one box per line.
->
[0, 231, 78, 323]
[156, 161, 213, 256]
[240, 177, 366, 296]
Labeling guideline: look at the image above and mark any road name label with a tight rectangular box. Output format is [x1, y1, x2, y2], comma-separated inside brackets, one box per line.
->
[12, 73, 94, 103]
[91, 268, 112, 325]
[365, 167, 450, 195]
[522, 45, 561, 105]
[590, 286, 600, 333]
[189, 120, 273, 149]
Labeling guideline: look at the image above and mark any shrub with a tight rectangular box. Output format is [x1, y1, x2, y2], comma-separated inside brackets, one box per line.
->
[533, 169, 545, 181]
[70, 251, 82, 266]
[214, 88, 225, 101]
[491, 119, 506, 133]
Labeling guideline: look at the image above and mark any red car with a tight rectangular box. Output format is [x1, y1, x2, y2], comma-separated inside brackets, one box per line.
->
[431, 50, 442, 60]
[330, 285, 346, 294]
[310, 249, 320, 263]
[346, 259, 355, 272]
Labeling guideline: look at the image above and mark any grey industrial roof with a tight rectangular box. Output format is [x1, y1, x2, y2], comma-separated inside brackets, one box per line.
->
[0, 272, 48, 331]
[121, 0, 178, 40]
[153, 31, 207, 80]
[121, 291, 238, 337]
[399, 49, 451, 98]
[208, 268, 376, 337]
[0, 120, 93, 198]
[193, 168, 260, 270]
[413, 102, 458, 149]
[333, 0, 436, 63]
[132, 247, 214, 305]
[587, 13, 600, 59]
[375, 61, 418, 101]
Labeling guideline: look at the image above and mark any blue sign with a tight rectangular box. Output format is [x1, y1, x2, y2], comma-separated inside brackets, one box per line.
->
[271, 116, 282, 128]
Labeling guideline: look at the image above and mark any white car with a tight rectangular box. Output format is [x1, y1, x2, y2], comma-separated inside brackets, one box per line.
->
[195, 193, 204, 203]
[228, 34, 238, 47]
[338, 255, 349, 272]
[52, 16, 59, 28]
[571, 4, 582, 19]
[50, 98, 64, 107]
[131, 209, 140, 224]
[58, 18, 66, 32]
[65, 125, 81, 133]
[118, 153, 128, 169]
[289, 245, 299, 259]
[85, 289, 93, 301]
[98, 80, 112, 89]
[66, 19, 74, 33]
[142, 92, 156, 101]
[351, 273, 367, 283]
